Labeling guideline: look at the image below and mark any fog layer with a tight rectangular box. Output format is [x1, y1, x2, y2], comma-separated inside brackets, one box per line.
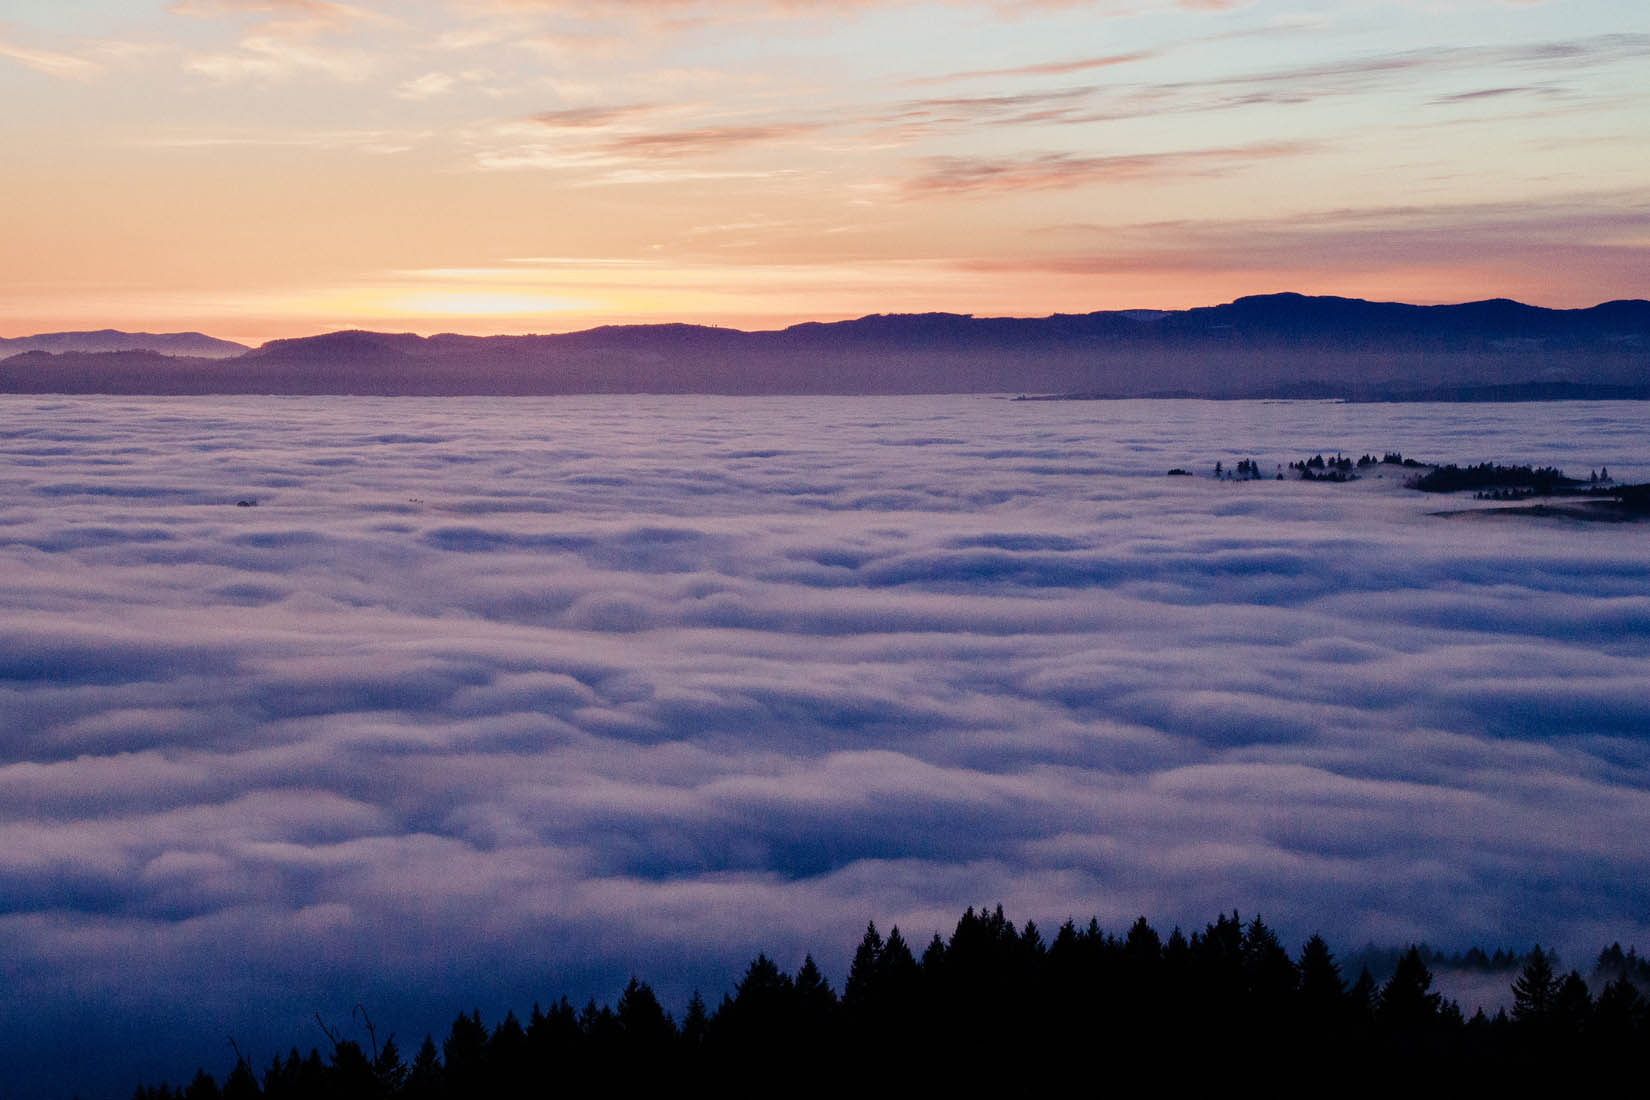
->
[2, 396, 1645, 1096]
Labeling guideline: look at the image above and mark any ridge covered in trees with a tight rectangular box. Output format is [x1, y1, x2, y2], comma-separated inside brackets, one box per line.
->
[6, 293, 1649, 398]
[131, 907, 1650, 1098]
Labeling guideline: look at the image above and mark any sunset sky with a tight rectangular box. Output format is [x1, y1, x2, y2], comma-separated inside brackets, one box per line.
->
[2, 0, 1645, 344]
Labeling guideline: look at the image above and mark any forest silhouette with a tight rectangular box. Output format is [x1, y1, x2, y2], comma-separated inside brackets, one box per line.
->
[128, 907, 1650, 1098]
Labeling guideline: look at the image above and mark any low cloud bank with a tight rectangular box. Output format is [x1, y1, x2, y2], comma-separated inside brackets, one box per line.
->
[1, 395, 1646, 1096]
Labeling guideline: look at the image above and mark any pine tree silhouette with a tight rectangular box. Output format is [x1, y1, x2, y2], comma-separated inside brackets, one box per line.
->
[1511, 946, 1558, 1025]
[1377, 946, 1448, 1051]
[123, 905, 1650, 1096]
[616, 978, 676, 1057]
[220, 1058, 258, 1100]
[403, 1036, 441, 1099]
[1298, 934, 1346, 1009]
[1551, 971, 1593, 1038]
[441, 1011, 487, 1095]
[842, 922, 884, 1011]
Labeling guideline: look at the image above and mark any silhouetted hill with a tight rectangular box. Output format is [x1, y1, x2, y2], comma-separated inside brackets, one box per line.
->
[0, 329, 247, 359]
[1168, 294, 1650, 348]
[2, 294, 1645, 397]
[245, 329, 428, 364]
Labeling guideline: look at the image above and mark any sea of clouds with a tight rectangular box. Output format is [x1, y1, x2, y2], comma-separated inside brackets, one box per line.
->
[2, 395, 1647, 1095]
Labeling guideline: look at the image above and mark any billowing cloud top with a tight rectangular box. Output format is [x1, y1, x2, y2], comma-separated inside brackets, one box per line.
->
[2, 393, 1647, 1096]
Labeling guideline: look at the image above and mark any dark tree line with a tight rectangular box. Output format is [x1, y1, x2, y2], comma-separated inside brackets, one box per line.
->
[1410, 462, 1580, 494]
[133, 907, 1650, 1098]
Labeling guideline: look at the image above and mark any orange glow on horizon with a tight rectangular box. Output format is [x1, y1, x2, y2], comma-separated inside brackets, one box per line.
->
[0, 0, 1643, 343]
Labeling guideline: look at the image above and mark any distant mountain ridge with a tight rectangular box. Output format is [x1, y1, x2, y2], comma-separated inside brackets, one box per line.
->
[2, 293, 1645, 398]
[0, 329, 248, 359]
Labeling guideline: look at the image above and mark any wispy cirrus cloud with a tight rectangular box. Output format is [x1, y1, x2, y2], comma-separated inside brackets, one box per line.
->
[128, 126, 428, 153]
[605, 121, 827, 156]
[1427, 84, 1558, 106]
[898, 31, 1647, 135]
[476, 0, 1248, 15]
[3, 0, 1643, 343]
[527, 103, 666, 129]
[174, 0, 396, 81]
[957, 192, 1650, 306]
[186, 35, 378, 80]
[1151, 33, 1649, 108]
[168, 0, 388, 25]
[0, 35, 102, 79]
[907, 140, 1306, 194]
[891, 84, 1103, 132]
[1012, 192, 1650, 273]
[819, 31, 1648, 155]
[396, 70, 456, 99]
[473, 104, 831, 178]
[903, 49, 1158, 86]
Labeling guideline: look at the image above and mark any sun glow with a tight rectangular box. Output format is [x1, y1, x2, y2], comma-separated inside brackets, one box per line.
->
[388, 290, 594, 317]
[0, 0, 1641, 340]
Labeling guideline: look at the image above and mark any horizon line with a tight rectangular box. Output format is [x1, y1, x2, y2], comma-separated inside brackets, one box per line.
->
[6, 290, 1649, 351]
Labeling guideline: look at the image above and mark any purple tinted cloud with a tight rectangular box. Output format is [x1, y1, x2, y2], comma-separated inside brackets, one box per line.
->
[1, 394, 1648, 1096]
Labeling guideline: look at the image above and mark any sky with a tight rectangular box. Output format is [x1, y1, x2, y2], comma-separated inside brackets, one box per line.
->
[3, 393, 1649, 1096]
[0, 0, 1646, 344]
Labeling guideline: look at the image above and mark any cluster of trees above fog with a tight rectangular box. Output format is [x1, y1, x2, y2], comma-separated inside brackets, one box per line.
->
[133, 907, 1650, 1098]
[1224, 454, 1650, 514]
